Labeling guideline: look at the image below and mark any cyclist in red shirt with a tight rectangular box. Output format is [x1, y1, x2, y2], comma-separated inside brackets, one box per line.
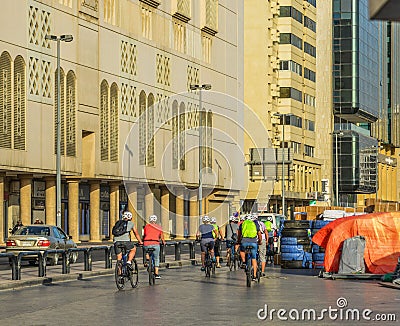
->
[143, 215, 166, 279]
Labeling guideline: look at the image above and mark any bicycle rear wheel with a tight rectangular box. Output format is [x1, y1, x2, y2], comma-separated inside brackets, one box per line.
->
[205, 256, 211, 278]
[129, 259, 138, 288]
[246, 258, 252, 287]
[115, 261, 125, 290]
[227, 253, 233, 271]
[148, 257, 155, 285]
[212, 259, 216, 276]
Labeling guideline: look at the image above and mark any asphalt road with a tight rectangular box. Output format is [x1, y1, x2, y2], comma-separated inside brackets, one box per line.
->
[0, 265, 399, 326]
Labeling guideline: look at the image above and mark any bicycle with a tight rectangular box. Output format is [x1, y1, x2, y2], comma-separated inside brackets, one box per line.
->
[145, 247, 156, 286]
[244, 245, 260, 287]
[114, 244, 138, 290]
[204, 242, 216, 278]
[226, 240, 237, 271]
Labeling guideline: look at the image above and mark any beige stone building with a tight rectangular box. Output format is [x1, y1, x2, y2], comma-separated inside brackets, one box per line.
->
[0, 0, 244, 243]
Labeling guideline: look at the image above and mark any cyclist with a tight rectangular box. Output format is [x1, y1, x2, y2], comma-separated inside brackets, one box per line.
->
[225, 215, 239, 266]
[237, 214, 262, 281]
[114, 211, 143, 269]
[254, 214, 267, 277]
[196, 215, 217, 271]
[143, 215, 166, 279]
[211, 216, 223, 268]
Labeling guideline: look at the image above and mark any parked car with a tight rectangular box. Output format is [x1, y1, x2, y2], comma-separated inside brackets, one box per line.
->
[6, 224, 78, 265]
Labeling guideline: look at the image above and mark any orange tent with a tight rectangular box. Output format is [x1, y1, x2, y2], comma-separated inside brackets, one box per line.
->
[312, 212, 400, 274]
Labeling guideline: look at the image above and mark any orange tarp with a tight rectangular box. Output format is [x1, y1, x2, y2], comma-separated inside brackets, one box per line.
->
[312, 212, 400, 274]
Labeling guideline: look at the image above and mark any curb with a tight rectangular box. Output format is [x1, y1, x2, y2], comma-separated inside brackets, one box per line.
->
[0, 259, 200, 291]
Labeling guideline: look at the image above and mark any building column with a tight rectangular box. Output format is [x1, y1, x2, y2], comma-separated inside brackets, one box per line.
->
[160, 187, 170, 239]
[20, 175, 32, 225]
[68, 179, 79, 243]
[0, 176, 4, 244]
[144, 186, 155, 231]
[189, 190, 198, 239]
[90, 181, 100, 242]
[175, 188, 184, 240]
[109, 182, 120, 235]
[126, 183, 139, 231]
[45, 177, 56, 226]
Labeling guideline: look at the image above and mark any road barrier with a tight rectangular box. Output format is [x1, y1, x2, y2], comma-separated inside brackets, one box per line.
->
[1, 241, 199, 281]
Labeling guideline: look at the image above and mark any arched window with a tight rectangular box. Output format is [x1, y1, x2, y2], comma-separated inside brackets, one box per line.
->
[66, 71, 76, 157]
[139, 90, 147, 165]
[147, 93, 155, 166]
[110, 82, 119, 162]
[100, 80, 109, 161]
[206, 110, 213, 168]
[179, 102, 186, 170]
[0, 52, 12, 148]
[54, 67, 65, 155]
[13, 55, 26, 150]
[172, 100, 179, 169]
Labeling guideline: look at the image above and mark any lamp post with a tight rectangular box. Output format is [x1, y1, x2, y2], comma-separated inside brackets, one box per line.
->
[274, 113, 290, 218]
[189, 84, 211, 219]
[333, 131, 344, 206]
[45, 34, 73, 227]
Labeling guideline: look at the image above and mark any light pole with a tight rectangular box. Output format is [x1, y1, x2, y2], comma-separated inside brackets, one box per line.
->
[333, 131, 344, 206]
[274, 113, 290, 217]
[190, 84, 211, 219]
[46, 34, 73, 227]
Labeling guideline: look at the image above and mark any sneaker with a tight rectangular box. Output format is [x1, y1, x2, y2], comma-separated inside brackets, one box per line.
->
[144, 260, 149, 268]
[262, 273, 266, 277]
[216, 264, 221, 268]
[240, 263, 246, 269]
[155, 274, 161, 279]
[201, 266, 205, 271]
[252, 277, 257, 281]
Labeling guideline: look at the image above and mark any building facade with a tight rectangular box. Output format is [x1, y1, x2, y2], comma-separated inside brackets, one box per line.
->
[0, 0, 244, 243]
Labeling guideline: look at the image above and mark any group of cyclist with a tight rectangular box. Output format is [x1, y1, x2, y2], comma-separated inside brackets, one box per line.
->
[114, 210, 274, 282]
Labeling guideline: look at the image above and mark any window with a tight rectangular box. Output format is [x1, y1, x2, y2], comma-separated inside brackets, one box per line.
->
[306, 0, 316, 7]
[173, 20, 186, 54]
[141, 6, 152, 40]
[304, 67, 316, 82]
[172, 101, 186, 170]
[288, 115, 302, 128]
[304, 42, 316, 57]
[280, 60, 302, 76]
[304, 93, 316, 107]
[280, 33, 302, 50]
[279, 6, 303, 23]
[280, 87, 302, 102]
[304, 145, 314, 157]
[202, 34, 212, 63]
[104, 0, 117, 26]
[292, 141, 301, 154]
[305, 119, 315, 131]
[304, 16, 316, 32]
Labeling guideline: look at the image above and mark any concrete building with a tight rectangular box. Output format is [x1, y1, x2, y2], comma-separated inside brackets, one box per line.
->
[0, 0, 244, 243]
[244, 0, 326, 217]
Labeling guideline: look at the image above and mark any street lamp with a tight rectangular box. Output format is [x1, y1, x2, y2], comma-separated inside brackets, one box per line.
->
[45, 34, 73, 227]
[274, 113, 291, 218]
[333, 131, 344, 206]
[190, 84, 212, 219]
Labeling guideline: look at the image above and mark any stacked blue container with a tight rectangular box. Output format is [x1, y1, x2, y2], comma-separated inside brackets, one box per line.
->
[311, 220, 331, 268]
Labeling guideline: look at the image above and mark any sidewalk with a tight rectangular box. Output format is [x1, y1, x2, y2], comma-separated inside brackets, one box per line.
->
[0, 254, 198, 291]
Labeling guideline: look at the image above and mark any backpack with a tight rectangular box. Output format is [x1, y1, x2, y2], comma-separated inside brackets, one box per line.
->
[112, 220, 128, 237]
[241, 220, 258, 238]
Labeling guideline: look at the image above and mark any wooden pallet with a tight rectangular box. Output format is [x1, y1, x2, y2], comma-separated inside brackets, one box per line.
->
[378, 281, 400, 290]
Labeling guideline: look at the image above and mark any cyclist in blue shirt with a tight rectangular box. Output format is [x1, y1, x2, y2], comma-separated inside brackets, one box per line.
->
[196, 216, 217, 271]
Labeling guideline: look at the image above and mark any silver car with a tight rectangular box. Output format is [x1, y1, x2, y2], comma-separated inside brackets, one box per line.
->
[6, 224, 78, 265]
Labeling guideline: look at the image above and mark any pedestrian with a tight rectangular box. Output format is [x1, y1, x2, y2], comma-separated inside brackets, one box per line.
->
[211, 216, 223, 268]
[11, 220, 23, 234]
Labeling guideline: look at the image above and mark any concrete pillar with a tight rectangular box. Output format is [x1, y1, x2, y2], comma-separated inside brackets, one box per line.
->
[144, 186, 155, 230]
[189, 191, 198, 239]
[126, 183, 139, 231]
[20, 175, 32, 225]
[160, 187, 170, 239]
[45, 177, 56, 226]
[68, 179, 79, 243]
[109, 182, 120, 235]
[0, 176, 4, 244]
[89, 182, 100, 242]
[175, 188, 184, 240]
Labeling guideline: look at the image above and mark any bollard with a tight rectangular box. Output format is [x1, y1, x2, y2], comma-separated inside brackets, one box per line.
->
[175, 242, 181, 261]
[62, 251, 70, 274]
[106, 246, 113, 269]
[84, 250, 92, 271]
[38, 253, 44, 277]
[160, 243, 165, 263]
[189, 241, 195, 260]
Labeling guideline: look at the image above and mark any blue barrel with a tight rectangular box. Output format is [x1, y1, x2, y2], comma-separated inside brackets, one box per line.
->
[312, 252, 325, 262]
[281, 237, 298, 245]
[281, 252, 304, 261]
[281, 244, 306, 253]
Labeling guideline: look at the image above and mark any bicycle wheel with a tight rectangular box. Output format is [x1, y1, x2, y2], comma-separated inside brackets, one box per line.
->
[257, 260, 261, 283]
[233, 252, 238, 271]
[115, 261, 125, 290]
[212, 259, 216, 276]
[205, 256, 211, 278]
[227, 252, 233, 271]
[129, 259, 139, 288]
[246, 257, 252, 287]
[148, 256, 155, 285]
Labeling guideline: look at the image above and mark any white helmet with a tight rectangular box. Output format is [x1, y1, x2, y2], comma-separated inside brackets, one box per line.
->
[123, 211, 133, 220]
[202, 215, 210, 223]
[240, 215, 246, 221]
[233, 216, 239, 222]
[251, 214, 257, 221]
[245, 214, 253, 220]
[229, 215, 235, 221]
[211, 217, 217, 224]
[266, 216, 273, 222]
[149, 215, 157, 222]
